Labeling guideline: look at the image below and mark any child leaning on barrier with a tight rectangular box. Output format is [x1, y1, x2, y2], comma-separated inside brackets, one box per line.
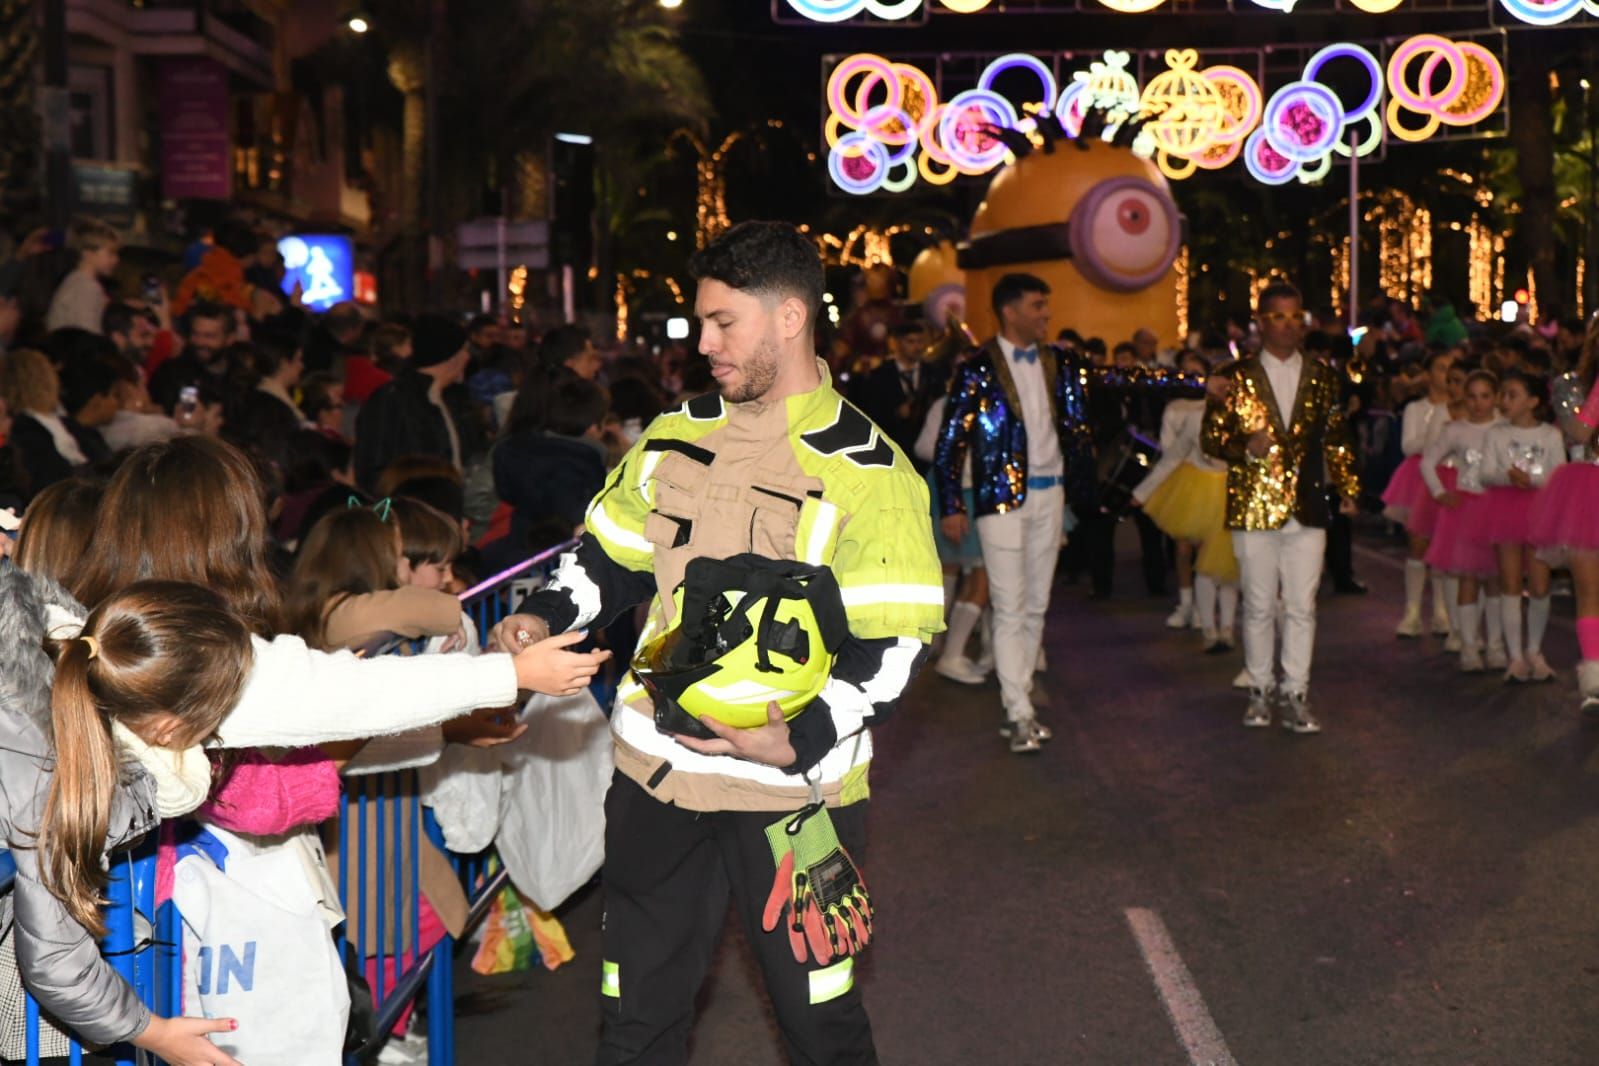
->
[2, 436, 611, 1066]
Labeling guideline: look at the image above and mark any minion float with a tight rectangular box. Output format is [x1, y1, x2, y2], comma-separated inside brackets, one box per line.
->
[958, 131, 1184, 348]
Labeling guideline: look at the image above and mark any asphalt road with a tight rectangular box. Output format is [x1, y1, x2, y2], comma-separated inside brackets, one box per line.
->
[453, 532, 1599, 1065]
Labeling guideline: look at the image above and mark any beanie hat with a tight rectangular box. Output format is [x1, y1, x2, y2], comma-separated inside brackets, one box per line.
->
[410, 313, 467, 368]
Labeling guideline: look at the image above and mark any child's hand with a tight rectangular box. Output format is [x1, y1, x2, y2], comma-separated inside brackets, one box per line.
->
[132, 1015, 242, 1065]
[440, 623, 469, 654]
[1508, 467, 1533, 489]
[512, 629, 613, 696]
[1436, 490, 1462, 509]
[442, 706, 528, 748]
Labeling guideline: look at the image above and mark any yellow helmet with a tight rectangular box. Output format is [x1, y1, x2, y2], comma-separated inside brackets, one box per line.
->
[633, 554, 849, 739]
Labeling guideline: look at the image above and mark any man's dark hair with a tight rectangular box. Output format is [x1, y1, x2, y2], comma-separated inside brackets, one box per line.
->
[1304, 330, 1333, 356]
[58, 354, 119, 416]
[323, 303, 364, 340]
[43, 327, 117, 372]
[252, 330, 301, 379]
[467, 313, 498, 338]
[545, 375, 608, 438]
[1056, 327, 1084, 347]
[539, 323, 592, 370]
[688, 221, 824, 333]
[1256, 281, 1303, 314]
[990, 272, 1050, 319]
[184, 300, 231, 334]
[283, 428, 351, 493]
[213, 219, 260, 260]
[1111, 341, 1137, 359]
[101, 302, 151, 342]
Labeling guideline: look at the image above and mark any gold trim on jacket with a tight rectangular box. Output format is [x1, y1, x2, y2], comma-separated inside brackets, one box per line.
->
[1200, 355, 1359, 531]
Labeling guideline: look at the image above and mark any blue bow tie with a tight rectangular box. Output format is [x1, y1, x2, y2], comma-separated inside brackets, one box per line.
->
[1013, 346, 1038, 364]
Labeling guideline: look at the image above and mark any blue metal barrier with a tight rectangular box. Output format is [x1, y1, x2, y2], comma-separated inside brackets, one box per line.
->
[2, 540, 582, 1066]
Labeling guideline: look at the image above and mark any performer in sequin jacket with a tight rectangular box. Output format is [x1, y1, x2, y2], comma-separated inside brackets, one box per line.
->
[933, 273, 1199, 754]
[1201, 281, 1359, 735]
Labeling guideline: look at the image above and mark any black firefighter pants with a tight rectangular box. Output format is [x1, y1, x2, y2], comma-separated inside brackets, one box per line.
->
[596, 773, 878, 1066]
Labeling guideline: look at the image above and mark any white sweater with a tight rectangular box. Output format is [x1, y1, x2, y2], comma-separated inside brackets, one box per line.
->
[1400, 398, 1452, 457]
[42, 603, 518, 748]
[1134, 398, 1224, 502]
[1422, 417, 1500, 497]
[1480, 421, 1567, 489]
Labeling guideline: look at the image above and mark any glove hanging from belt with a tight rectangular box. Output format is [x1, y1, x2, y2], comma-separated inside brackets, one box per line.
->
[761, 797, 872, 966]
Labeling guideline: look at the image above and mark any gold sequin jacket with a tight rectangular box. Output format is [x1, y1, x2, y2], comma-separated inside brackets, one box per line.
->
[1201, 355, 1359, 531]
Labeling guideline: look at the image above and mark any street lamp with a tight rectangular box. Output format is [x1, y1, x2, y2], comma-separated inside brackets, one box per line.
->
[660, 0, 684, 8]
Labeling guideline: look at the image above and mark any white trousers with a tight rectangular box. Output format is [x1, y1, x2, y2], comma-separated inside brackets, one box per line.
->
[976, 484, 1062, 721]
[1232, 524, 1326, 695]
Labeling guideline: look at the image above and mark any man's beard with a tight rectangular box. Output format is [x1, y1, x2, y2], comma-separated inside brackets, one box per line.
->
[721, 337, 782, 404]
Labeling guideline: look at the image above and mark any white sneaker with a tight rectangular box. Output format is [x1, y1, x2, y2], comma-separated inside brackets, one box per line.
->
[934, 656, 987, 686]
[999, 720, 1053, 741]
[1459, 646, 1485, 673]
[1528, 651, 1556, 682]
[1231, 667, 1253, 689]
[1485, 644, 1509, 671]
[1166, 604, 1194, 629]
[377, 1034, 428, 1066]
[1279, 690, 1321, 734]
[1503, 657, 1531, 684]
[1395, 606, 1422, 638]
[1242, 688, 1273, 728]
[1443, 633, 1462, 653]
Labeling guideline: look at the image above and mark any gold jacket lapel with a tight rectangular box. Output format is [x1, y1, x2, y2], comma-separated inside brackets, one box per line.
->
[987, 338, 1023, 416]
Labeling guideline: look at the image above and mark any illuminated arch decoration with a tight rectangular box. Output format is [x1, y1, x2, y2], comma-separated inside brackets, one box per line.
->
[786, 0, 1595, 23]
[821, 36, 1503, 194]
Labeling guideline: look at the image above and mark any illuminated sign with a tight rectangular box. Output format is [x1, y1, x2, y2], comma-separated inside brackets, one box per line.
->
[823, 38, 1504, 193]
[278, 234, 354, 312]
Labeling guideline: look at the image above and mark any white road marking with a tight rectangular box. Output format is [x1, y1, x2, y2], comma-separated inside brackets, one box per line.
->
[1125, 907, 1239, 1066]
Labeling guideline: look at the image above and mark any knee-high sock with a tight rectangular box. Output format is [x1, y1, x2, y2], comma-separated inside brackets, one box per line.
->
[1527, 595, 1552, 656]
[978, 607, 994, 664]
[1219, 583, 1239, 635]
[1578, 616, 1599, 661]
[1443, 575, 1461, 633]
[1500, 595, 1524, 662]
[1404, 559, 1426, 611]
[1430, 567, 1450, 622]
[1193, 574, 1217, 633]
[1484, 594, 1505, 652]
[1458, 600, 1481, 651]
[942, 571, 958, 617]
[942, 600, 983, 664]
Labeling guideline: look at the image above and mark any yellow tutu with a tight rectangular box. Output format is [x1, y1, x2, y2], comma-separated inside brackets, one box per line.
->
[1142, 463, 1238, 584]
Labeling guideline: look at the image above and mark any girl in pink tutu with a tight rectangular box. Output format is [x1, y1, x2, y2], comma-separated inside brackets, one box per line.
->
[1422, 369, 1506, 673]
[1480, 369, 1565, 683]
[1531, 316, 1599, 710]
[1382, 350, 1456, 640]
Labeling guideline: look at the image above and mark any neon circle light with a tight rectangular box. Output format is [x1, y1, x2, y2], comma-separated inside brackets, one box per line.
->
[940, 88, 1018, 171]
[827, 54, 901, 127]
[938, 0, 995, 10]
[1330, 111, 1384, 156]
[1296, 154, 1333, 184]
[1244, 128, 1298, 185]
[1386, 36, 1466, 114]
[880, 159, 918, 193]
[1263, 81, 1344, 161]
[828, 133, 890, 194]
[978, 53, 1057, 111]
[1302, 44, 1382, 122]
[1495, 0, 1584, 24]
[788, 0, 868, 21]
[1439, 43, 1505, 126]
[1203, 66, 1264, 143]
[1384, 94, 1442, 143]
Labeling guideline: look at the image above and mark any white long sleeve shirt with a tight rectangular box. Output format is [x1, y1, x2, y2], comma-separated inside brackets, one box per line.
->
[1422, 417, 1500, 497]
[1133, 397, 1225, 502]
[1480, 421, 1567, 489]
[1399, 398, 1452, 457]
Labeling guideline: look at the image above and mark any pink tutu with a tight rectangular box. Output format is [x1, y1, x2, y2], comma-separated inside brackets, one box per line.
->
[1424, 488, 1498, 577]
[1480, 484, 1538, 546]
[1529, 462, 1599, 552]
[1382, 455, 1431, 527]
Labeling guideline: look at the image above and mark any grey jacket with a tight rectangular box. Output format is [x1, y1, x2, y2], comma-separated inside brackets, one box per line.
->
[0, 565, 155, 1045]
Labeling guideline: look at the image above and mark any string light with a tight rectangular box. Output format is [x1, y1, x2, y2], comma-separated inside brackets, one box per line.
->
[1174, 246, 1190, 337]
[615, 274, 628, 342]
[1331, 234, 1350, 317]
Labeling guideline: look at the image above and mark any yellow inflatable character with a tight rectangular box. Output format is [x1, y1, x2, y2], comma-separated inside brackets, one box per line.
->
[959, 139, 1182, 347]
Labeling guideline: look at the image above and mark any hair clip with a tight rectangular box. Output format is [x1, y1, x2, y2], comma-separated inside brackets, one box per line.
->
[372, 497, 393, 523]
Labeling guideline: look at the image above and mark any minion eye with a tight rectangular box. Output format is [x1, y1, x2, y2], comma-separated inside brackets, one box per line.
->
[1068, 177, 1180, 293]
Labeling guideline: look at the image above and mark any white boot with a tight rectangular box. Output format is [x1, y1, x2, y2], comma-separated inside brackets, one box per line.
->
[1579, 661, 1599, 715]
[1395, 604, 1423, 639]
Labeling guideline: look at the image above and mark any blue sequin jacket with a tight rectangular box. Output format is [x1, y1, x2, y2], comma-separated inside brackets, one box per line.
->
[933, 339, 1198, 519]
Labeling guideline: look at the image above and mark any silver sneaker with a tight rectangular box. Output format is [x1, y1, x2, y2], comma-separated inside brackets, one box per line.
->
[999, 719, 1053, 742]
[1243, 688, 1272, 728]
[1280, 690, 1321, 734]
[1485, 644, 1510, 671]
[1008, 718, 1044, 754]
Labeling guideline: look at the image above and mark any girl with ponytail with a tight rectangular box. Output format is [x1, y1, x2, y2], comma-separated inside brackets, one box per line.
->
[2, 578, 252, 1066]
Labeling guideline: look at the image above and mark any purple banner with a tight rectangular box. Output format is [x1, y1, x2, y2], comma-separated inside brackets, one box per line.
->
[158, 58, 232, 201]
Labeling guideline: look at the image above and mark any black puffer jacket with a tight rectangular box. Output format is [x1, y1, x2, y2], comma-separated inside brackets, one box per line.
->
[492, 431, 607, 554]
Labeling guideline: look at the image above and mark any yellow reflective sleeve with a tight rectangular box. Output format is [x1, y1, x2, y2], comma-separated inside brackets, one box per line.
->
[829, 466, 946, 642]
